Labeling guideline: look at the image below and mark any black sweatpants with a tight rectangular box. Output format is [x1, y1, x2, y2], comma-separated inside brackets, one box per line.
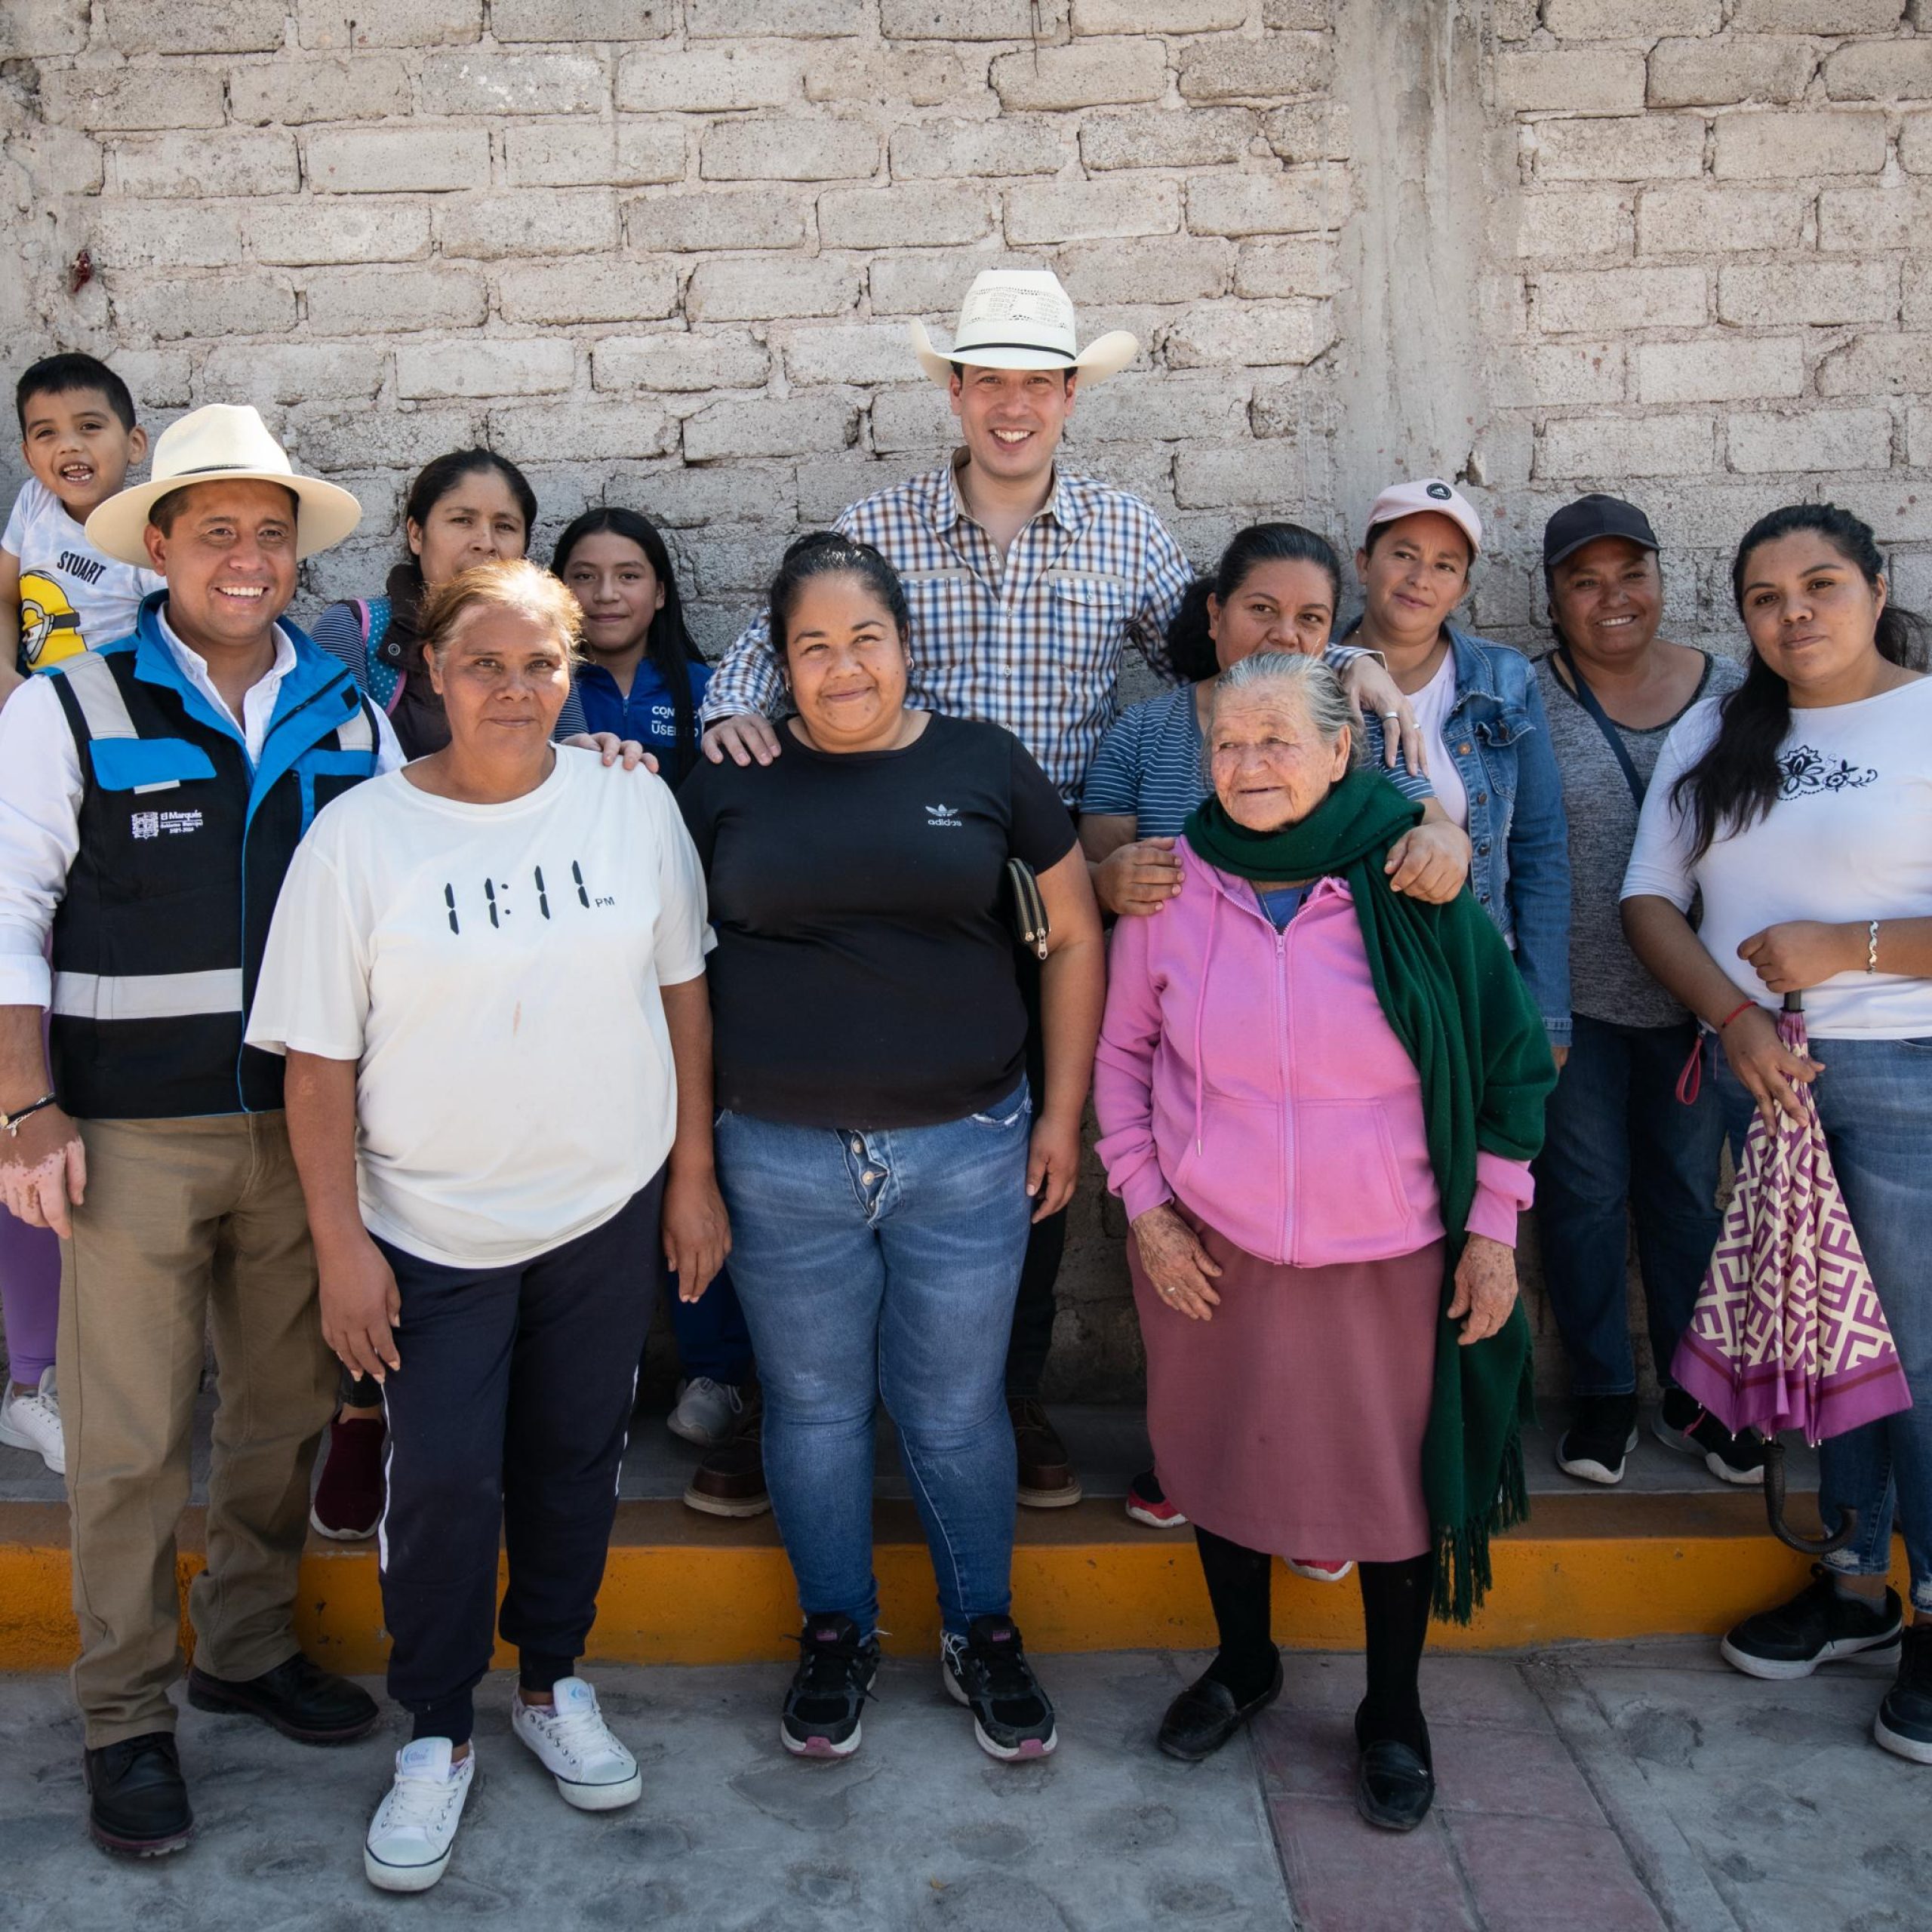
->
[375, 1173, 664, 1744]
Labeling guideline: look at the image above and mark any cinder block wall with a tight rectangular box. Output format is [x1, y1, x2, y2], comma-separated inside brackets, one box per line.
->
[5, 0, 1930, 1400]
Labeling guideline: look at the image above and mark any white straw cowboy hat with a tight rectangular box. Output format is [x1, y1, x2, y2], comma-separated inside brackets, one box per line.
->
[85, 404, 362, 568]
[909, 268, 1139, 388]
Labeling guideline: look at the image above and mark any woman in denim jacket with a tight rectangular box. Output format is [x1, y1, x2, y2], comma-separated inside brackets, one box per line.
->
[1345, 479, 1571, 1060]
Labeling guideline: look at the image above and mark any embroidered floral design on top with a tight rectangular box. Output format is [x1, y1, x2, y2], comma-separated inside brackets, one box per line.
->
[1777, 746, 1878, 800]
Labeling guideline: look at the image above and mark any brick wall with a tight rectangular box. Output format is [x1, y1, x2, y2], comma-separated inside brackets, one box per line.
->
[5, 1, 1931, 1398]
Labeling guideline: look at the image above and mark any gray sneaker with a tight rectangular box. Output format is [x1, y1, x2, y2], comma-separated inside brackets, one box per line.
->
[668, 1377, 743, 1447]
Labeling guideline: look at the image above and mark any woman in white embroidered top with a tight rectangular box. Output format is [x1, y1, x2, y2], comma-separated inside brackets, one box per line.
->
[1623, 503, 1932, 1770]
[246, 561, 727, 1893]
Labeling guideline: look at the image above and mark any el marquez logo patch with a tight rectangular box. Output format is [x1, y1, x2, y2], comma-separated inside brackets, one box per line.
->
[131, 809, 204, 839]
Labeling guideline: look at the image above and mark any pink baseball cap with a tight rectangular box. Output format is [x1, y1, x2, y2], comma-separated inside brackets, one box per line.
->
[1364, 478, 1482, 557]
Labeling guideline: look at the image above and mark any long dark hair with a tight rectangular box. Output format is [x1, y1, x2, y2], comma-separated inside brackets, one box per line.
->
[1164, 522, 1343, 681]
[766, 531, 911, 660]
[1672, 502, 1929, 859]
[552, 506, 706, 780]
[404, 448, 539, 556]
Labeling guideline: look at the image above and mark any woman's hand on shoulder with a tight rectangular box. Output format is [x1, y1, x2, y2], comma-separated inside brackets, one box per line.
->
[1096, 836, 1183, 917]
[564, 731, 659, 774]
[1130, 1201, 1223, 1321]
[663, 1163, 731, 1300]
[1383, 820, 1469, 904]
[317, 1230, 402, 1382]
[1447, 1232, 1516, 1346]
[1340, 656, 1424, 777]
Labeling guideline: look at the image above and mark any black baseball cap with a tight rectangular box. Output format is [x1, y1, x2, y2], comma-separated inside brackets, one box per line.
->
[1543, 494, 1660, 572]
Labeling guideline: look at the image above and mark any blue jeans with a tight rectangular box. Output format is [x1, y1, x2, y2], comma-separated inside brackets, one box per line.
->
[714, 1082, 1033, 1639]
[1712, 1035, 1932, 1609]
[1536, 1014, 1725, 1398]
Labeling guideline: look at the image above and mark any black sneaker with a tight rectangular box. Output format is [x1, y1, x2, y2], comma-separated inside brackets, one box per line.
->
[941, 1614, 1057, 1761]
[1654, 1388, 1766, 1486]
[780, 1613, 878, 1759]
[85, 1732, 194, 1858]
[1875, 1622, 1932, 1765]
[1721, 1565, 1903, 1681]
[1555, 1392, 1640, 1486]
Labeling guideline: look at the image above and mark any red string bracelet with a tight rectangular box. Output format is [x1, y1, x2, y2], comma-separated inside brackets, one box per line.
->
[1715, 999, 1754, 1032]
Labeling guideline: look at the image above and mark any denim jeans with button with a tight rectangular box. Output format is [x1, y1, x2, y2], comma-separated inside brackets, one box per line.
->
[713, 1081, 1033, 1638]
[1536, 1013, 1725, 1399]
[1712, 1035, 1932, 1610]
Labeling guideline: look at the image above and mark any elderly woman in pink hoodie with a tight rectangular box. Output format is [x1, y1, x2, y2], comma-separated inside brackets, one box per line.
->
[1094, 651, 1556, 1832]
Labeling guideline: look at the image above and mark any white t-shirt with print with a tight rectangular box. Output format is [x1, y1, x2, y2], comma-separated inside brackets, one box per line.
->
[3, 478, 163, 669]
[1622, 675, 1932, 1039]
[246, 749, 712, 1268]
[1407, 648, 1469, 830]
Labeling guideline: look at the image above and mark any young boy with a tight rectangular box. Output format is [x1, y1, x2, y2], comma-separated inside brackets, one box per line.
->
[1, 352, 160, 704]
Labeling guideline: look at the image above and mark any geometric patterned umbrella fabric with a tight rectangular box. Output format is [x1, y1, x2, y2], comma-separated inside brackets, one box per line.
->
[1672, 1004, 1912, 1447]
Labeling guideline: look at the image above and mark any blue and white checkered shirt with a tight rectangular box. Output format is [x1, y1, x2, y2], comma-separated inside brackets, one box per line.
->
[702, 453, 1195, 802]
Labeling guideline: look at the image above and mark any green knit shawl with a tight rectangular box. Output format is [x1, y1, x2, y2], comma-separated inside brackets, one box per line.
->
[1183, 770, 1558, 1621]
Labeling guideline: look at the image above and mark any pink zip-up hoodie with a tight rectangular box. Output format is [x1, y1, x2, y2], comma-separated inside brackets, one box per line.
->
[1093, 840, 1533, 1269]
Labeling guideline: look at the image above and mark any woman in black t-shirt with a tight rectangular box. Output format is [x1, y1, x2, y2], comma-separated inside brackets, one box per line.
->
[679, 534, 1104, 1767]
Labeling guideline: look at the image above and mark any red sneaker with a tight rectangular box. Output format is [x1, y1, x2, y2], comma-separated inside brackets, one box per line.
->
[1285, 1558, 1353, 1583]
[1124, 1467, 1188, 1530]
[310, 1413, 386, 1541]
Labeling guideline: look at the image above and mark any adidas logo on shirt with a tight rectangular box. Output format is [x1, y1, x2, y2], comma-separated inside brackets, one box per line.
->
[924, 803, 961, 829]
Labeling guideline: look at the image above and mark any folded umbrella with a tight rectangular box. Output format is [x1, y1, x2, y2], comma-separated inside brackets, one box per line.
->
[1672, 995, 1912, 1555]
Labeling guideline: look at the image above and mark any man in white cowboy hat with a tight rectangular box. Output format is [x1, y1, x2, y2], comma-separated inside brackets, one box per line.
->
[693, 268, 1183, 1511]
[0, 403, 406, 1857]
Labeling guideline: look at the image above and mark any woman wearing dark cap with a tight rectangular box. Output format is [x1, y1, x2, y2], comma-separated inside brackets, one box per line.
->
[1533, 496, 1753, 1488]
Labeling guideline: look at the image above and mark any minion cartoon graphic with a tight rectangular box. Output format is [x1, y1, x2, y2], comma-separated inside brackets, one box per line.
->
[20, 571, 86, 669]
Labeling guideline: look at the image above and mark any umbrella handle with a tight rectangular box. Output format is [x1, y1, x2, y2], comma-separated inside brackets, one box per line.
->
[1762, 1436, 1857, 1557]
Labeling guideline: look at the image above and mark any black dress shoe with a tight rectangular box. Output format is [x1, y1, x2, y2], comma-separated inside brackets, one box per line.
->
[1157, 1656, 1284, 1761]
[85, 1731, 194, 1857]
[186, 1652, 380, 1745]
[1355, 1737, 1435, 1830]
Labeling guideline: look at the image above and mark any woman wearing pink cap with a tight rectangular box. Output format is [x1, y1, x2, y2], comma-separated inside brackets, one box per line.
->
[1343, 480, 1571, 1058]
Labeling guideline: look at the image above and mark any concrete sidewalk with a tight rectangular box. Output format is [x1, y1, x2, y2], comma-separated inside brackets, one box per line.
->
[1, 1637, 1918, 1932]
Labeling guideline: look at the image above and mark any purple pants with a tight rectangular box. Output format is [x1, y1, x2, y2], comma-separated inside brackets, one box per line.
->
[2, 1000, 59, 1386]
[0, 1208, 57, 1386]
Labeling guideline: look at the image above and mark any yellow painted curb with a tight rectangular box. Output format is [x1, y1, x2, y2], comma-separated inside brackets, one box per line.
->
[0, 1497, 1904, 1674]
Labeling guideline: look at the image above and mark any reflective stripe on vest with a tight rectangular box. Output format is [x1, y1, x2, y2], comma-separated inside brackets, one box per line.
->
[57, 649, 140, 743]
[51, 967, 245, 1021]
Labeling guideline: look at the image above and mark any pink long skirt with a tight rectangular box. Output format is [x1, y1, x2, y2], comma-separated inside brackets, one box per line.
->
[1131, 1212, 1443, 1563]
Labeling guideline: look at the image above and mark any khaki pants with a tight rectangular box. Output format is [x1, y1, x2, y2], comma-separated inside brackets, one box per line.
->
[60, 1113, 336, 1748]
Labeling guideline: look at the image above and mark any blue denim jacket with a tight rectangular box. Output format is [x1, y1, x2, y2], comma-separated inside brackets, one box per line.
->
[1363, 625, 1572, 1045]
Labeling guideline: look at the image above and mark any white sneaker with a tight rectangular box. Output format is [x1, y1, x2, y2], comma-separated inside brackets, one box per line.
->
[0, 1367, 64, 1475]
[511, 1678, 642, 1811]
[668, 1376, 743, 1447]
[364, 1738, 473, 1893]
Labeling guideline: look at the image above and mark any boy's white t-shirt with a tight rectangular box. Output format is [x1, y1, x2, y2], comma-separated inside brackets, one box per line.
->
[4, 478, 164, 668]
[1622, 675, 1932, 1039]
[246, 749, 713, 1269]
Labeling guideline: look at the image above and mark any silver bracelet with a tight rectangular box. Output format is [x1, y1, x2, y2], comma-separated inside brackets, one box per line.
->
[1867, 918, 1881, 974]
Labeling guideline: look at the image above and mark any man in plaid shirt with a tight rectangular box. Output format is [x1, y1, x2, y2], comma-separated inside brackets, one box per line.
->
[698, 270, 1417, 1512]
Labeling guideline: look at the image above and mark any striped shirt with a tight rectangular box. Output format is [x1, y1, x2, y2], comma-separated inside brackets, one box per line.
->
[1081, 681, 1435, 837]
[701, 452, 1194, 801]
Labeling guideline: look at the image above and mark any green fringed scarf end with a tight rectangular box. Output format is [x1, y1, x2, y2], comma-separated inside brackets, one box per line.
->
[1431, 1428, 1531, 1626]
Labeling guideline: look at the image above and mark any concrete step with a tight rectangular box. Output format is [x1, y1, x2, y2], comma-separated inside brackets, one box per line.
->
[0, 1401, 1878, 1674]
